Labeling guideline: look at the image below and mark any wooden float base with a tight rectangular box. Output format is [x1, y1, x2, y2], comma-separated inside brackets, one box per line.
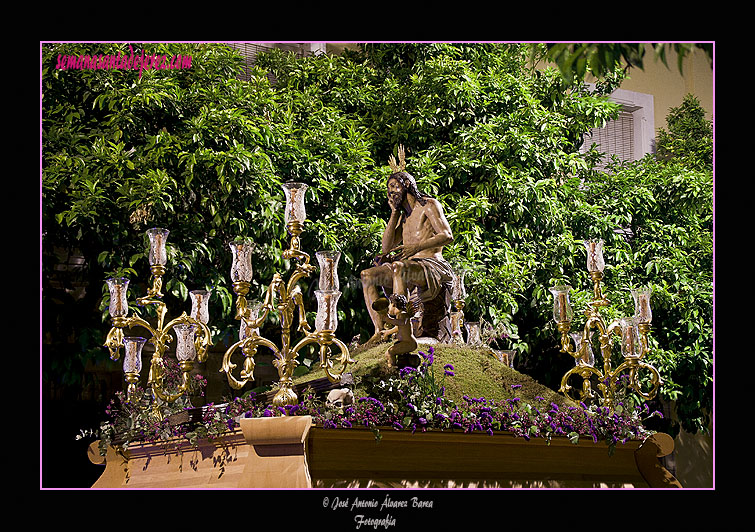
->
[88, 415, 681, 489]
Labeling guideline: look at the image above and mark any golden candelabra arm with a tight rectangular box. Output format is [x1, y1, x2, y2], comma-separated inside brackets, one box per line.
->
[104, 315, 155, 362]
[556, 320, 576, 357]
[314, 332, 356, 383]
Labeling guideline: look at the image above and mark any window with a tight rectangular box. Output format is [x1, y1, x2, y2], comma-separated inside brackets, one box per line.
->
[582, 88, 655, 171]
[228, 43, 323, 81]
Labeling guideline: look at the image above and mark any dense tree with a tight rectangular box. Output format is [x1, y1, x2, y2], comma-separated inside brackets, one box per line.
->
[42, 42, 712, 435]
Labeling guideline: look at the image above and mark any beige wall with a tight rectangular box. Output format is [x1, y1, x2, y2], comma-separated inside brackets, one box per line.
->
[615, 44, 714, 133]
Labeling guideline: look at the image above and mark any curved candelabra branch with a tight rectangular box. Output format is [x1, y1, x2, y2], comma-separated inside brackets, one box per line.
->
[556, 308, 661, 409]
[104, 315, 156, 361]
[318, 335, 356, 383]
[559, 364, 603, 402]
[221, 334, 281, 390]
[612, 358, 662, 401]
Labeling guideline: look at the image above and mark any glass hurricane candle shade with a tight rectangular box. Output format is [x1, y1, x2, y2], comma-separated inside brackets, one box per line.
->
[465, 321, 481, 346]
[631, 287, 653, 323]
[451, 269, 467, 301]
[316, 251, 340, 291]
[239, 301, 263, 340]
[147, 228, 170, 267]
[282, 182, 308, 225]
[549, 285, 574, 323]
[570, 332, 595, 367]
[107, 277, 130, 318]
[174, 324, 197, 362]
[315, 290, 340, 332]
[189, 289, 211, 324]
[229, 239, 254, 283]
[620, 318, 642, 358]
[583, 239, 605, 273]
[122, 336, 147, 374]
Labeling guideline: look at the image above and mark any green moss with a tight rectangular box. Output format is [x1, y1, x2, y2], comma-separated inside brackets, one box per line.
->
[294, 341, 578, 410]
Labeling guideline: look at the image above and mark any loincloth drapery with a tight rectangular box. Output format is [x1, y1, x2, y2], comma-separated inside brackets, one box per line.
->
[408, 257, 454, 302]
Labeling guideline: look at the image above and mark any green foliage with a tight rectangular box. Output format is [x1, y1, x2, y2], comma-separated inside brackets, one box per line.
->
[43, 42, 712, 435]
[537, 43, 714, 86]
[656, 94, 713, 170]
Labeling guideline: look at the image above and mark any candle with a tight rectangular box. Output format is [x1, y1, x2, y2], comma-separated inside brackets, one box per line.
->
[174, 324, 197, 362]
[620, 318, 641, 358]
[583, 239, 605, 273]
[452, 269, 467, 301]
[548, 285, 573, 323]
[558, 293, 567, 321]
[631, 287, 653, 323]
[316, 251, 341, 291]
[465, 321, 481, 346]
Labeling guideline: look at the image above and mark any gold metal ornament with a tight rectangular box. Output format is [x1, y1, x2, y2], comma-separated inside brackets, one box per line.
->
[388, 144, 406, 173]
[550, 240, 661, 410]
[104, 228, 213, 413]
[221, 182, 355, 408]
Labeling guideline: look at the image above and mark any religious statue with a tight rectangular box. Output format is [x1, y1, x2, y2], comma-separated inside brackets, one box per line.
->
[360, 146, 455, 355]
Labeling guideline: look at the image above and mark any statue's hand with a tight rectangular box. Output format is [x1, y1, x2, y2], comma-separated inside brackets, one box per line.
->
[391, 243, 421, 259]
[388, 193, 403, 211]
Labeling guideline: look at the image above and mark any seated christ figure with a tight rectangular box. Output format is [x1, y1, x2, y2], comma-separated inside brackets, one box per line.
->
[361, 146, 455, 345]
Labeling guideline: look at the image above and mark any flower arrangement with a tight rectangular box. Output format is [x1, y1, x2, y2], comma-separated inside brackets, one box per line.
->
[288, 347, 663, 454]
[82, 347, 662, 457]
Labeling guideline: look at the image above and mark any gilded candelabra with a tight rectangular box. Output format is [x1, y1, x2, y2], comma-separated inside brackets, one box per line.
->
[550, 239, 661, 410]
[104, 228, 213, 410]
[220, 182, 355, 407]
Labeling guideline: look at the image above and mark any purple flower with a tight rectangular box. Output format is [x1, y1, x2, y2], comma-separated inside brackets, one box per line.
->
[418, 346, 436, 365]
[399, 366, 416, 378]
